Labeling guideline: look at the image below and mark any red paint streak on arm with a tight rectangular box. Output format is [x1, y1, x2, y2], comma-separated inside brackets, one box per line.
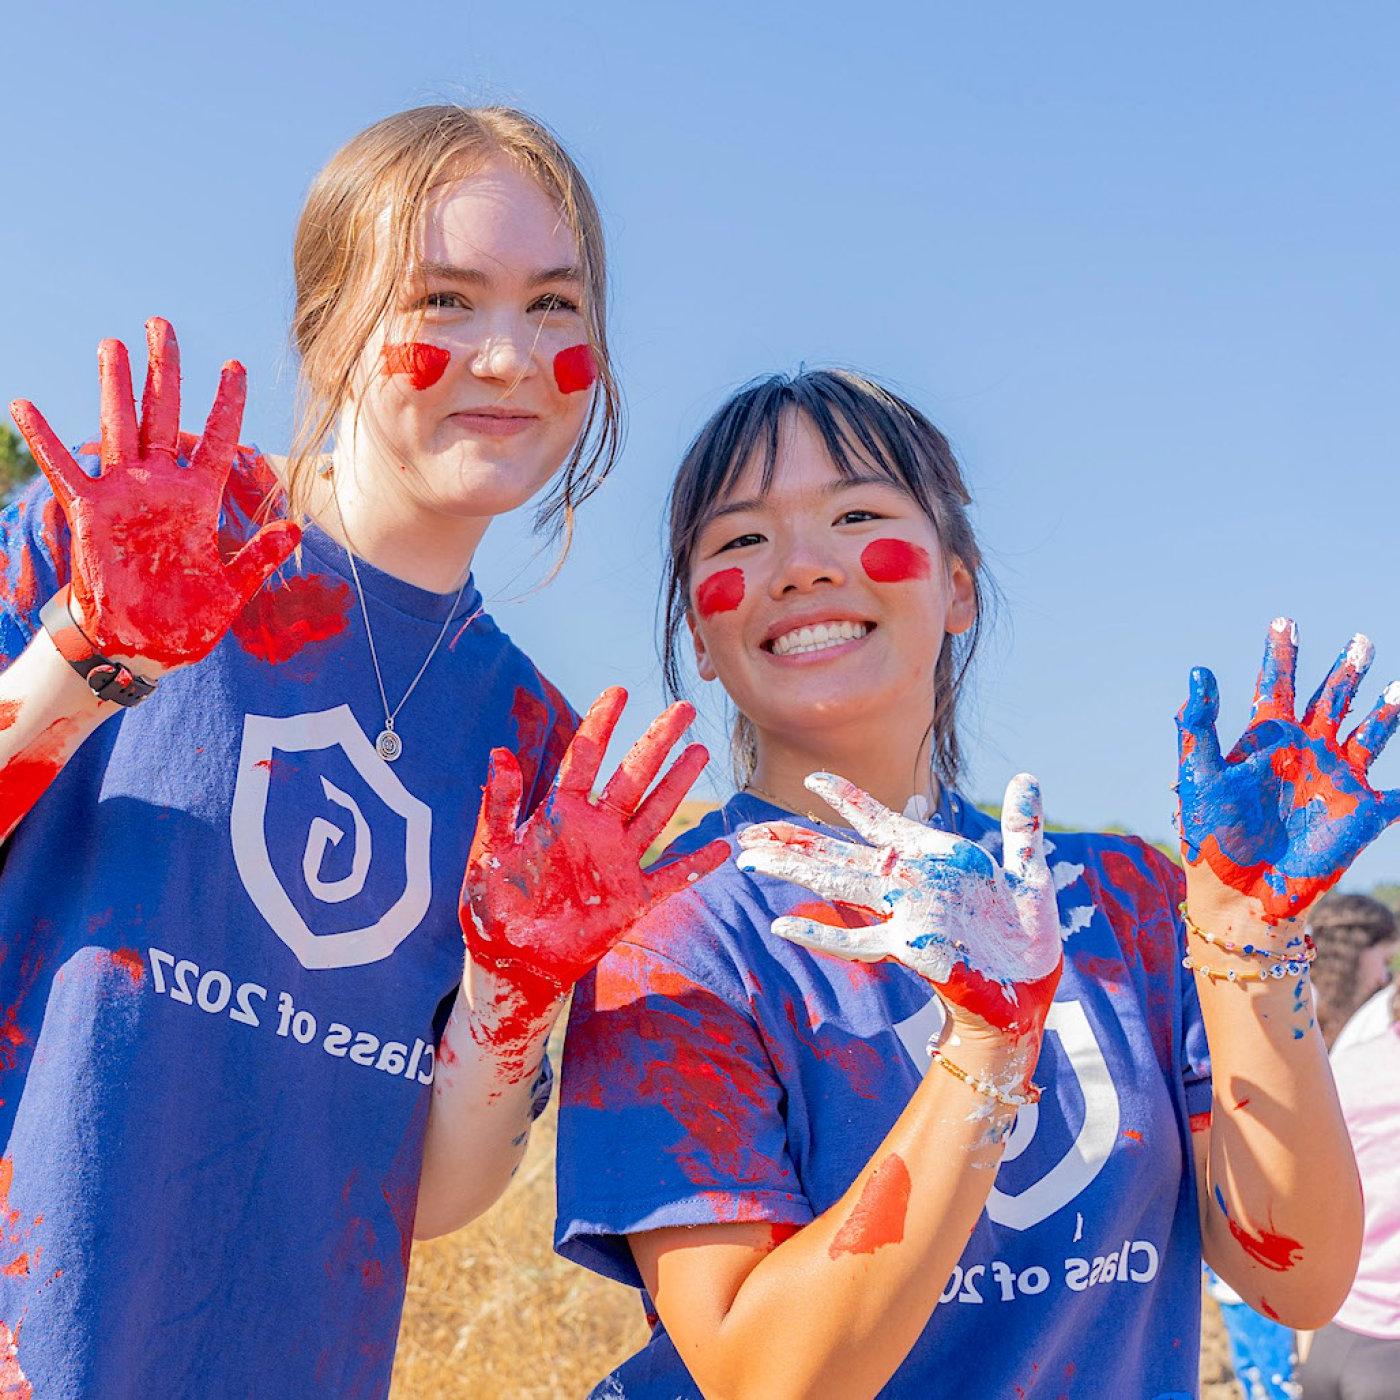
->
[0, 716, 84, 845]
[827, 1153, 912, 1259]
[859, 538, 932, 583]
[552, 343, 597, 395]
[695, 567, 745, 619]
[381, 341, 451, 391]
[1226, 1215, 1304, 1272]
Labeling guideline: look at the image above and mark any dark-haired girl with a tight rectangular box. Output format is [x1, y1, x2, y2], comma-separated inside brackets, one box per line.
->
[555, 369, 1392, 1397]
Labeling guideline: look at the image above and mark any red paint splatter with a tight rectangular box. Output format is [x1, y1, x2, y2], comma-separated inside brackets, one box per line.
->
[230, 572, 352, 666]
[1260, 1296, 1280, 1321]
[1189, 1111, 1212, 1134]
[381, 341, 451, 390]
[1227, 1214, 1304, 1271]
[764, 1220, 802, 1252]
[828, 1153, 911, 1258]
[1234, 1097, 1251, 1112]
[553, 343, 597, 395]
[0, 1256, 26, 1279]
[696, 567, 744, 619]
[860, 538, 932, 583]
[107, 948, 144, 986]
[941, 960, 1060, 1037]
[1122, 1129, 1143, 1144]
[1071, 950, 1127, 994]
[0, 717, 80, 844]
[0, 704, 18, 734]
[0, 1322, 30, 1400]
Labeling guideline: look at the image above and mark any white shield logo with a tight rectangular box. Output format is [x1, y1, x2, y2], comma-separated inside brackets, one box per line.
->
[231, 706, 433, 970]
[894, 996, 1119, 1230]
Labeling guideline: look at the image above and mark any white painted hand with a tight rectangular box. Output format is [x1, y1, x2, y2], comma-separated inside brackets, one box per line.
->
[736, 772, 1063, 1035]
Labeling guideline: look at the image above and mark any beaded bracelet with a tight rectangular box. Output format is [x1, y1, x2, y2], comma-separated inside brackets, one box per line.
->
[928, 1046, 1041, 1107]
[1179, 953, 1313, 983]
[1178, 902, 1315, 964]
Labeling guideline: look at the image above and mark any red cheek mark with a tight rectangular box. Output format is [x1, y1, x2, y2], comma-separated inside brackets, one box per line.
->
[381, 341, 451, 390]
[107, 948, 144, 986]
[829, 1153, 911, 1258]
[1189, 1110, 1212, 1134]
[696, 568, 745, 619]
[860, 538, 932, 584]
[231, 573, 352, 667]
[553, 343, 597, 395]
[1227, 1215, 1304, 1271]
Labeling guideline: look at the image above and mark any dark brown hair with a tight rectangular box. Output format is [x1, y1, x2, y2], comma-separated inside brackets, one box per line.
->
[1307, 892, 1398, 1045]
[661, 368, 991, 789]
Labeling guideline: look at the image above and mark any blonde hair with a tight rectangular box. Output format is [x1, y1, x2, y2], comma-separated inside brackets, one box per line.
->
[284, 104, 621, 543]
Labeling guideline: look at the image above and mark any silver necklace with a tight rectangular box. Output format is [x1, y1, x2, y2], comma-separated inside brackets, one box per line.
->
[341, 542, 472, 762]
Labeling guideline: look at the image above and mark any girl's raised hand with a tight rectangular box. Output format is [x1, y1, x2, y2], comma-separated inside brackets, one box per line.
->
[736, 772, 1062, 1038]
[1178, 619, 1400, 923]
[9, 317, 300, 674]
[460, 688, 728, 1078]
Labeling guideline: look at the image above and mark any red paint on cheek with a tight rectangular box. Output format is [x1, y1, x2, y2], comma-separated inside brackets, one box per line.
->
[553, 343, 597, 395]
[231, 573, 352, 667]
[381, 341, 451, 391]
[860, 538, 932, 583]
[696, 568, 745, 618]
[828, 1152, 911, 1258]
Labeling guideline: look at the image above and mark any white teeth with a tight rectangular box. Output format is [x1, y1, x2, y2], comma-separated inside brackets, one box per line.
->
[770, 621, 870, 656]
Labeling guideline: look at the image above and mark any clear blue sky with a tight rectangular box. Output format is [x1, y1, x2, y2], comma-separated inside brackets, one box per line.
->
[4, 3, 1399, 886]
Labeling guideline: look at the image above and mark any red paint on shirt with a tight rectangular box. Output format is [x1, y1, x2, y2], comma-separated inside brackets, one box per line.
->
[696, 568, 745, 618]
[553, 343, 597, 395]
[0, 1321, 30, 1400]
[1122, 1129, 1143, 1144]
[108, 948, 144, 986]
[828, 1152, 911, 1258]
[860, 538, 932, 583]
[0, 1256, 26, 1278]
[231, 572, 352, 666]
[1227, 1215, 1304, 1271]
[381, 341, 451, 391]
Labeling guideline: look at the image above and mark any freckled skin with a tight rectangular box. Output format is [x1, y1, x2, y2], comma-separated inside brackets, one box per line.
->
[460, 688, 727, 1083]
[8, 318, 300, 671]
[696, 568, 745, 619]
[1178, 622, 1400, 922]
[381, 341, 451, 391]
[859, 538, 931, 584]
[552, 343, 596, 395]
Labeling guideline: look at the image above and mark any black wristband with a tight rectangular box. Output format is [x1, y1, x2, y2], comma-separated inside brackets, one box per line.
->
[39, 587, 158, 708]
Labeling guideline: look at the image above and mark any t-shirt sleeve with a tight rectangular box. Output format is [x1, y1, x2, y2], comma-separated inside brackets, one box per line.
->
[555, 927, 812, 1287]
[1137, 841, 1213, 1119]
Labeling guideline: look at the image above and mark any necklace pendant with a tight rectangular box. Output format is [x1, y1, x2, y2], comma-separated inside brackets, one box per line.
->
[376, 728, 403, 762]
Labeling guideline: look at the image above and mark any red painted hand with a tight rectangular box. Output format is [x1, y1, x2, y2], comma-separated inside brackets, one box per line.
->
[9, 318, 300, 673]
[461, 688, 728, 1078]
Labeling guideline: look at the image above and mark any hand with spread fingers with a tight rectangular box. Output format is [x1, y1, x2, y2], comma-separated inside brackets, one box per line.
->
[1178, 618, 1400, 924]
[9, 317, 301, 675]
[461, 687, 729, 1078]
[736, 771, 1062, 1040]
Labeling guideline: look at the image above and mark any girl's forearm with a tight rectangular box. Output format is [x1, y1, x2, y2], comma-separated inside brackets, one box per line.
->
[413, 960, 560, 1240]
[1187, 890, 1362, 1326]
[666, 1034, 1031, 1400]
[0, 628, 113, 842]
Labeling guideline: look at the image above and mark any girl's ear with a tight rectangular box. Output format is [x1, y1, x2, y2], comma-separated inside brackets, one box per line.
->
[687, 611, 719, 682]
[944, 557, 977, 637]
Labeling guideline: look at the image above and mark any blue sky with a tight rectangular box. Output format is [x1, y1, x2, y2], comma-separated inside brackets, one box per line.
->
[4, 3, 1399, 885]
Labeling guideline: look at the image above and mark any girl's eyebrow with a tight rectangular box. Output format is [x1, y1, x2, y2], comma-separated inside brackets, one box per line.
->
[417, 260, 582, 287]
[703, 473, 898, 523]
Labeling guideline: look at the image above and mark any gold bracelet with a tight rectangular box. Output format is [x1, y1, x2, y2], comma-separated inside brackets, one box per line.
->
[928, 1047, 1041, 1107]
[1177, 902, 1314, 964]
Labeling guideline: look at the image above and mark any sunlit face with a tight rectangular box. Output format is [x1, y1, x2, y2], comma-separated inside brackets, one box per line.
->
[687, 412, 976, 743]
[347, 156, 596, 519]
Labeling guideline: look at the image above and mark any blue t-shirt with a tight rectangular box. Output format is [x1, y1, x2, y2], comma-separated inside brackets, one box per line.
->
[556, 790, 1212, 1400]
[0, 445, 574, 1398]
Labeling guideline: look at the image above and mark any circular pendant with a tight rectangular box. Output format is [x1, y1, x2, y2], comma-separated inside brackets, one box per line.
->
[376, 728, 403, 762]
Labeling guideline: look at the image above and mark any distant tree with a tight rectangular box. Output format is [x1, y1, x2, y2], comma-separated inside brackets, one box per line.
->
[0, 424, 38, 508]
[1369, 883, 1400, 915]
